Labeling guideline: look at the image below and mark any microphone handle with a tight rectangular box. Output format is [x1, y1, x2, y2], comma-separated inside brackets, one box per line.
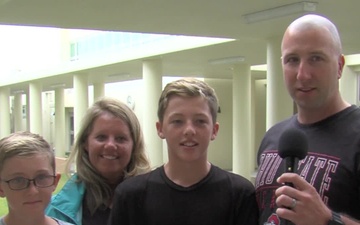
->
[283, 157, 298, 225]
[284, 157, 298, 173]
[284, 157, 297, 197]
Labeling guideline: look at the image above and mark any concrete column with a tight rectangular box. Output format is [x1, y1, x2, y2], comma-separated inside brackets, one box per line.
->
[0, 87, 11, 138]
[13, 93, 23, 131]
[142, 59, 163, 167]
[266, 37, 293, 129]
[24, 92, 29, 131]
[28, 82, 42, 135]
[73, 74, 89, 138]
[205, 79, 232, 171]
[340, 65, 357, 105]
[54, 88, 66, 157]
[93, 82, 105, 101]
[232, 64, 252, 180]
[253, 78, 267, 178]
[41, 92, 53, 145]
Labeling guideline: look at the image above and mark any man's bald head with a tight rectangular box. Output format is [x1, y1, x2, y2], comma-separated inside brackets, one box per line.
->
[282, 14, 342, 55]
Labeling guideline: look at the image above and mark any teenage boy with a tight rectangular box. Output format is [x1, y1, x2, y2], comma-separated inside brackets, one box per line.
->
[108, 78, 258, 225]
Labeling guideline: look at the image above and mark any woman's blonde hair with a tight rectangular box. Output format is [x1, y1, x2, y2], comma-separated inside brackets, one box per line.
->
[66, 97, 151, 214]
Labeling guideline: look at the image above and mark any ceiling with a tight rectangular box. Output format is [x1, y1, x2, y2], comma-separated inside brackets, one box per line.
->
[1, 0, 360, 93]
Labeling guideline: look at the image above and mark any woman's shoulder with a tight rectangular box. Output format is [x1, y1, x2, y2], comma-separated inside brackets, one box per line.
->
[48, 173, 85, 212]
[55, 174, 85, 195]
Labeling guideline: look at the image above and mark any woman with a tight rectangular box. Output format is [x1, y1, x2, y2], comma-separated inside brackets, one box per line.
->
[46, 97, 151, 225]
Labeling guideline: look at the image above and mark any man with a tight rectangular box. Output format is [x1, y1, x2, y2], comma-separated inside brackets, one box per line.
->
[256, 14, 360, 225]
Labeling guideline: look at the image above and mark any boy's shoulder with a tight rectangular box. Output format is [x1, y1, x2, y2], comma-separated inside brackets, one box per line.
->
[211, 165, 255, 191]
[117, 167, 160, 192]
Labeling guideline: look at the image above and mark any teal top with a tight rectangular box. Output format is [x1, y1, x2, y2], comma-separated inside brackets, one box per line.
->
[45, 174, 85, 225]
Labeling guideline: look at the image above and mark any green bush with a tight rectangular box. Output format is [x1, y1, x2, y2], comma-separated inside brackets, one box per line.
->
[0, 174, 68, 216]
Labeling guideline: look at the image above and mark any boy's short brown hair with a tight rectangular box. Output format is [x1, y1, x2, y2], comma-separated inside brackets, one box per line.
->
[157, 78, 219, 123]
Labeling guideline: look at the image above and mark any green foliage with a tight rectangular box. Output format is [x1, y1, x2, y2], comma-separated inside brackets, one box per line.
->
[0, 174, 68, 216]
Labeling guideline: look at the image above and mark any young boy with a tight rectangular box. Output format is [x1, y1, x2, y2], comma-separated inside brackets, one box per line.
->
[0, 131, 73, 225]
[108, 78, 258, 225]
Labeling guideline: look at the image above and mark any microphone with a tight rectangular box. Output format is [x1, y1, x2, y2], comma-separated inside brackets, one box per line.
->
[278, 128, 309, 225]
[278, 128, 308, 186]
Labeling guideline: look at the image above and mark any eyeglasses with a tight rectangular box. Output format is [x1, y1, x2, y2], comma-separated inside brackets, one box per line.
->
[1, 175, 56, 190]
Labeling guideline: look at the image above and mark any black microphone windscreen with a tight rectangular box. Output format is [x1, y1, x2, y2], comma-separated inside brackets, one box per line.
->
[278, 128, 308, 160]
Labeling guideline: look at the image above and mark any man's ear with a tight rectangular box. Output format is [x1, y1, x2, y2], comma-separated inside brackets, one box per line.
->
[337, 54, 345, 79]
[156, 121, 165, 139]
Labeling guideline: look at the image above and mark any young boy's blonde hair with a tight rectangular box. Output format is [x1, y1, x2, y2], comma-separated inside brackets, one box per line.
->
[0, 131, 55, 174]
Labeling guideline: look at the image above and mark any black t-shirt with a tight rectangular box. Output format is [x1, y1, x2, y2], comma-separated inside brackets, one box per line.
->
[109, 164, 258, 225]
[256, 105, 360, 224]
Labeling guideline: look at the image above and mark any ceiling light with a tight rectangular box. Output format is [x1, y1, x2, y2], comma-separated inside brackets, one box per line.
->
[243, 2, 317, 24]
[251, 64, 267, 71]
[208, 56, 245, 65]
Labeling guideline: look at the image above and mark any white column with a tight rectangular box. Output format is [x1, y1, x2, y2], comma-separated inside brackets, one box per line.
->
[28, 82, 42, 135]
[13, 93, 23, 131]
[252, 78, 267, 182]
[73, 74, 89, 138]
[143, 59, 163, 167]
[93, 82, 105, 101]
[232, 64, 252, 180]
[25, 92, 29, 131]
[0, 87, 11, 138]
[205, 79, 232, 171]
[266, 37, 293, 129]
[340, 65, 357, 105]
[54, 88, 66, 157]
